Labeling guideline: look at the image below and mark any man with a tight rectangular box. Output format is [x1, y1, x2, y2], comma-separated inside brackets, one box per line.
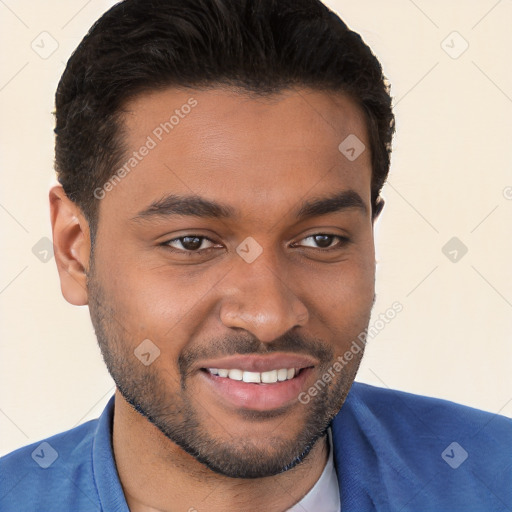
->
[0, 0, 510, 510]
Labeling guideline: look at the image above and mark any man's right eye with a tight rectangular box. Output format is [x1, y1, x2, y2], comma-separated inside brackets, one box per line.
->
[161, 235, 221, 255]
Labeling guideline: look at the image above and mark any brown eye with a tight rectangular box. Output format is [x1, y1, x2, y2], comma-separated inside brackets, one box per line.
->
[179, 236, 203, 251]
[312, 235, 335, 248]
[163, 235, 217, 252]
[296, 234, 349, 250]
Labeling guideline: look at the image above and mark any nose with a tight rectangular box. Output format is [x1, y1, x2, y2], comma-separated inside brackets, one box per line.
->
[218, 252, 309, 343]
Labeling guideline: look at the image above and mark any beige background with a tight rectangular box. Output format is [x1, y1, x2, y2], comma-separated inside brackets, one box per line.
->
[1, 0, 511, 456]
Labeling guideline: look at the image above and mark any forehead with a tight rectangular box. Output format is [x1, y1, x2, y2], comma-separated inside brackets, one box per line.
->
[100, 87, 372, 227]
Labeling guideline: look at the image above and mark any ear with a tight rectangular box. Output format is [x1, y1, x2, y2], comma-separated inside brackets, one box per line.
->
[49, 185, 91, 306]
[372, 196, 385, 224]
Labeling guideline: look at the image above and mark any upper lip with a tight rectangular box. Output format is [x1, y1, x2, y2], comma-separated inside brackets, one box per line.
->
[196, 353, 317, 373]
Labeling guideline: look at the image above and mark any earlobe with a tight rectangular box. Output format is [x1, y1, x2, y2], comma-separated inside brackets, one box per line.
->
[49, 185, 91, 306]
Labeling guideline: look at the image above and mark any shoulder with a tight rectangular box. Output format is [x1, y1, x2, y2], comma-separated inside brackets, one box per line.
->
[0, 419, 100, 511]
[347, 381, 512, 435]
[339, 381, 512, 461]
[331, 382, 512, 511]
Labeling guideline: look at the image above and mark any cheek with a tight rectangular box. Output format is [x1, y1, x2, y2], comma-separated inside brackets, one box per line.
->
[345, 247, 376, 307]
[306, 243, 375, 310]
[90, 248, 177, 343]
[94, 253, 227, 352]
[301, 242, 375, 346]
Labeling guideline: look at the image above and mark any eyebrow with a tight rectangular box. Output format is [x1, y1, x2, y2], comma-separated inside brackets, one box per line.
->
[132, 189, 367, 223]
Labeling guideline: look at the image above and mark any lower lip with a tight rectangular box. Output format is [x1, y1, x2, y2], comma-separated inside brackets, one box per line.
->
[199, 368, 313, 411]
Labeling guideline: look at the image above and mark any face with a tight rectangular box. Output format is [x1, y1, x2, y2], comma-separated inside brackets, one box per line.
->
[87, 87, 377, 478]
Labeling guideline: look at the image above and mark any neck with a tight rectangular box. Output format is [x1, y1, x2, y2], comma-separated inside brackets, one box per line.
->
[112, 390, 329, 512]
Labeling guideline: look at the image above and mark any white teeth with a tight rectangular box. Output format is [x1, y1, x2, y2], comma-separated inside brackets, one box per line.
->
[277, 368, 288, 381]
[207, 367, 299, 384]
[261, 370, 278, 383]
[242, 371, 261, 383]
[228, 369, 243, 381]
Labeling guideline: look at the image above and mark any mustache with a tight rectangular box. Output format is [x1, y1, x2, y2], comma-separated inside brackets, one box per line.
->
[178, 330, 334, 376]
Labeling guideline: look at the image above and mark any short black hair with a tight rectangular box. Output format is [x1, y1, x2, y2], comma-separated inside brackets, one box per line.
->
[55, 0, 395, 236]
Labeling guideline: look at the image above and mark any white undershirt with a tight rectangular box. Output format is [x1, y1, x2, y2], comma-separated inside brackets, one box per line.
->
[287, 428, 340, 511]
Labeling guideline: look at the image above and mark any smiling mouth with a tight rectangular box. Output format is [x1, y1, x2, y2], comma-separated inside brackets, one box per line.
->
[198, 365, 315, 411]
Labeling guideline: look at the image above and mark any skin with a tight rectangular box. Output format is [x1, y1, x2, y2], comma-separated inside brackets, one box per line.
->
[50, 87, 381, 512]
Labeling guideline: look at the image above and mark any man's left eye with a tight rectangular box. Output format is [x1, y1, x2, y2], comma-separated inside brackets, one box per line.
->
[294, 234, 350, 250]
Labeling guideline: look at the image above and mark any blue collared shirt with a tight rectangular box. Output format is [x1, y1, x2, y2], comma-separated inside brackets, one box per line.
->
[1, 382, 511, 511]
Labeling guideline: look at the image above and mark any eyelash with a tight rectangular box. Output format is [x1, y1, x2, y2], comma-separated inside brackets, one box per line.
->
[161, 234, 350, 256]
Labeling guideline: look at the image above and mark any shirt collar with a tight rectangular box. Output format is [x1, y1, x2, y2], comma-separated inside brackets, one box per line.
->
[92, 395, 129, 512]
[287, 427, 341, 512]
